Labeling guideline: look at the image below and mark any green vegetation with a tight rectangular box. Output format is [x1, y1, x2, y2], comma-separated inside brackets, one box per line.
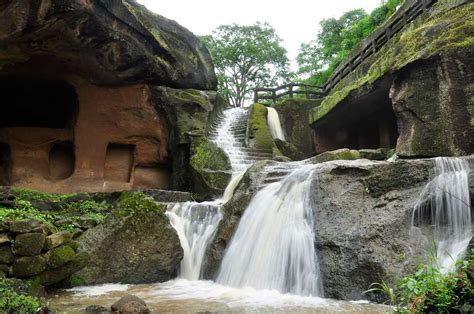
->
[248, 103, 273, 150]
[297, 0, 403, 85]
[0, 188, 109, 232]
[116, 191, 166, 218]
[201, 23, 291, 107]
[366, 249, 474, 313]
[0, 278, 42, 313]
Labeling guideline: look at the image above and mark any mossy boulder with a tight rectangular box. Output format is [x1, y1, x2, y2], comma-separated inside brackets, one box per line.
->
[44, 245, 76, 269]
[44, 232, 73, 250]
[312, 149, 361, 163]
[359, 148, 394, 160]
[11, 256, 46, 278]
[76, 192, 183, 284]
[247, 103, 274, 150]
[274, 139, 306, 161]
[14, 233, 46, 256]
[190, 138, 231, 199]
[39, 252, 89, 286]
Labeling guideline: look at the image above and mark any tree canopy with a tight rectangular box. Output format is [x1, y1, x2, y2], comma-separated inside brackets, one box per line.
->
[297, 0, 403, 85]
[201, 23, 290, 107]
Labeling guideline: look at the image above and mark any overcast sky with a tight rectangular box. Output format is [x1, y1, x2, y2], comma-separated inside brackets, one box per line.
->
[137, 0, 382, 68]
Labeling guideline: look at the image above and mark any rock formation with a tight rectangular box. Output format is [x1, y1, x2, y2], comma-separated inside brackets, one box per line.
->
[0, 0, 221, 194]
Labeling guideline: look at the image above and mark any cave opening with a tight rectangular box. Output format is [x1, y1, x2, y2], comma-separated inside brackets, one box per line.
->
[49, 141, 75, 181]
[104, 143, 135, 183]
[312, 76, 399, 153]
[0, 76, 78, 129]
[0, 142, 10, 185]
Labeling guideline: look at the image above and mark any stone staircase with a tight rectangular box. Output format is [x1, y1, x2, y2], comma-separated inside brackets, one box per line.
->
[208, 107, 273, 173]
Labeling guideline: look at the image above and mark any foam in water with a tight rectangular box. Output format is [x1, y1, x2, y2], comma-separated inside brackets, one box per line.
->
[267, 107, 285, 141]
[412, 157, 471, 273]
[217, 164, 323, 296]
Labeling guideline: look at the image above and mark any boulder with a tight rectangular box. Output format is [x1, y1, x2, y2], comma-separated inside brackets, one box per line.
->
[247, 104, 273, 150]
[12, 256, 46, 278]
[0, 264, 10, 276]
[14, 233, 46, 256]
[9, 220, 43, 233]
[111, 294, 148, 312]
[0, 0, 216, 90]
[84, 305, 110, 314]
[190, 137, 231, 200]
[76, 192, 183, 284]
[39, 252, 89, 286]
[273, 139, 306, 161]
[0, 222, 8, 232]
[45, 246, 76, 268]
[0, 245, 14, 264]
[45, 231, 73, 250]
[313, 148, 360, 163]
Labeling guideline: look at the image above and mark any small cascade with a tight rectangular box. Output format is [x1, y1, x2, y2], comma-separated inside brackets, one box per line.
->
[267, 107, 285, 141]
[166, 202, 221, 280]
[217, 164, 323, 296]
[412, 157, 471, 273]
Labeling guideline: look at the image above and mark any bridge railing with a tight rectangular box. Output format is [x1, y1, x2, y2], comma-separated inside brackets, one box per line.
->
[254, 83, 325, 104]
[322, 0, 437, 93]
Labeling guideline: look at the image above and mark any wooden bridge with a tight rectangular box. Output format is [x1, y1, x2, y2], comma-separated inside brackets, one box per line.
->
[254, 0, 438, 104]
[253, 83, 325, 104]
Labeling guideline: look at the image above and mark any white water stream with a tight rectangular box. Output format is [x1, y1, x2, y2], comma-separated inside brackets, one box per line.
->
[217, 164, 323, 296]
[412, 157, 471, 273]
[267, 107, 286, 140]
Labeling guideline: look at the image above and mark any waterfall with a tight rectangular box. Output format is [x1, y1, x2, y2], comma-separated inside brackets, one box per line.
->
[165, 108, 253, 280]
[166, 202, 221, 280]
[412, 157, 471, 273]
[217, 164, 323, 296]
[267, 107, 285, 141]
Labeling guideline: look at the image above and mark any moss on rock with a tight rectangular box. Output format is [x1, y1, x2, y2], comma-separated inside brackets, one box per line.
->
[310, 1, 474, 125]
[45, 245, 76, 269]
[191, 138, 231, 171]
[313, 148, 361, 163]
[247, 103, 274, 150]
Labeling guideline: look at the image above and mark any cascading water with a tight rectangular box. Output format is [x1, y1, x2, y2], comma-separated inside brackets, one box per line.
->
[166, 202, 222, 280]
[412, 157, 471, 273]
[217, 164, 323, 296]
[267, 107, 285, 141]
[166, 107, 255, 280]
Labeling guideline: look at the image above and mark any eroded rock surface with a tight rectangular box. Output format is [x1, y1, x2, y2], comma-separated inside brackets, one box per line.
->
[0, 0, 216, 89]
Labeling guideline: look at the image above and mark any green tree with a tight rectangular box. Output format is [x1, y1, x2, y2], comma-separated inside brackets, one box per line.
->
[297, 0, 403, 86]
[201, 23, 290, 107]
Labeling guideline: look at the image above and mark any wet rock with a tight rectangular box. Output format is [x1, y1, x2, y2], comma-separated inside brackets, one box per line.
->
[45, 231, 73, 250]
[76, 192, 183, 284]
[45, 245, 76, 268]
[205, 157, 438, 302]
[111, 294, 148, 313]
[14, 233, 46, 256]
[12, 256, 46, 278]
[0, 245, 14, 264]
